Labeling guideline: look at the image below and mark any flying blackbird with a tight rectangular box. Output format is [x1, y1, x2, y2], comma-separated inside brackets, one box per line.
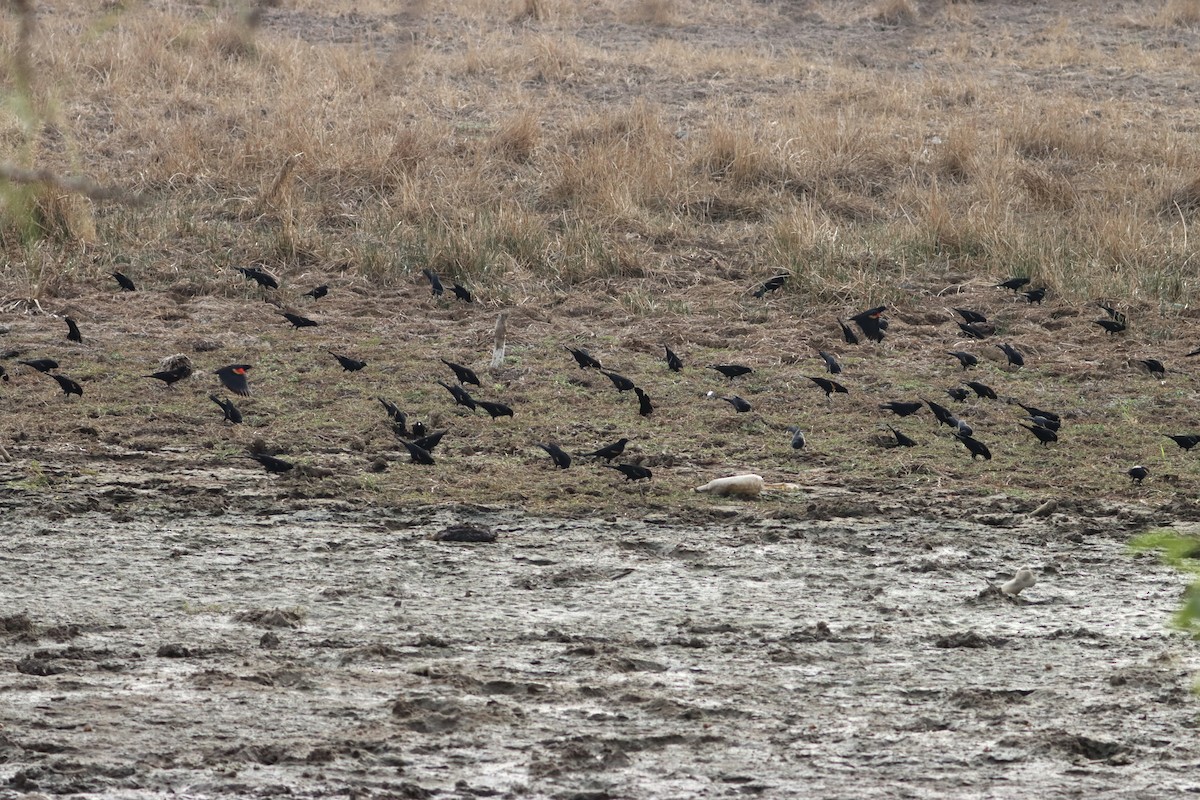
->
[818, 350, 842, 375]
[539, 443, 571, 470]
[441, 359, 481, 386]
[947, 351, 978, 370]
[215, 364, 252, 396]
[1128, 465, 1148, 484]
[439, 380, 477, 410]
[664, 345, 683, 372]
[786, 425, 806, 449]
[330, 352, 367, 372]
[1023, 414, 1061, 432]
[584, 438, 629, 461]
[249, 452, 293, 474]
[566, 346, 602, 370]
[753, 274, 788, 298]
[19, 358, 58, 373]
[1020, 423, 1058, 445]
[478, 400, 514, 419]
[422, 268, 444, 297]
[399, 439, 435, 465]
[303, 284, 329, 299]
[954, 308, 988, 324]
[50, 373, 83, 397]
[145, 367, 189, 387]
[887, 426, 918, 447]
[635, 386, 653, 417]
[837, 318, 860, 345]
[112, 271, 136, 291]
[996, 277, 1030, 292]
[65, 317, 82, 343]
[1165, 434, 1200, 451]
[281, 311, 318, 329]
[237, 266, 279, 289]
[1094, 318, 1126, 335]
[605, 463, 652, 481]
[965, 381, 997, 400]
[1014, 401, 1059, 423]
[850, 306, 887, 342]
[723, 395, 752, 413]
[880, 400, 923, 417]
[956, 432, 992, 460]
[601, 370, 637, 392]
[1139, 358, 1166, 378]
[210, 394, 243, 424]
[997, 343, 1024, 367]
[946, 386, 970, 402]
[451, 283, 473, 303]
[1022, 287, 1047, 304]
[712, 364, 752, 379]
[925, 399, 957, 427]
[957, 322, 992, 340]
[809, 376, 848, 397]
[411, 430, 447, 453]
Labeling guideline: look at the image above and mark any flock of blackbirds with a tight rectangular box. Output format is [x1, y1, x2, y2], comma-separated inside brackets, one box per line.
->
[1, 266, 1189, 489]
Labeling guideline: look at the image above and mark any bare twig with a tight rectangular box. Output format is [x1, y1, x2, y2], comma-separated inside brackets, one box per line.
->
[0, 163, 147, 206]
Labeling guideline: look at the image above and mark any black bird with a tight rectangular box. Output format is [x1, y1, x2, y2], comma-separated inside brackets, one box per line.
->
[957, 322, 992, 340]
[925, 399, 957, 427]
[1022, 287, 1047, 304]
[664, 345, 683, 372]
[956, 433, 992, 460]
[215, 364, 252, 396]
[605, 463, 652, 481]
[712, 364, 753, 379]
[399, 439, 436, 465]
[837, 318, 860, 345]
[411, 430, 447, 453]
[880, 400, 923, 417]
[723, 395, 752, 413]
[477, 400, 514, 419]
[947, 351, 978, 370]
[1165, 434, 1200, 452]
[65, 317, 82, 343]
[965, 381, 997, 400]
[438, 380, 477, 411]
[601, 370, 637, 392]
[1128, 465, 1149, 484]
[539, 443, 572, 470]
[566, 346, 602, 370]
[953, 418, 974, 437]
[1094, 318, 1126, 335]
[1098, 302, 1124, 322]
[442, 359, 481, 386]
[210, 394, 243, 424]
[1139, 358, 1166, 378]
[451, 283, 473, 303]
[997, 343, 1024, 367]
[954, 308, 988, 325]
[753, 274, 788, 298]
[1023, 414, 1060, 432]
[422, 268, 444, 297]
[410, 421, 427, 439]
[19, 358, 58, 373]
[281, 311, 319, 329]
[0, 365, 7, 381]
[379, 398, 407, 435]
[1187, 347, 1200, 358]
[946, 386, 971, 402]
[248, 453, 293, 474]
[330, 352, 367, 372]
[236, 266, 279, 289]
[850, 306, 887, 342]
[49, 373, 83, 397]
[303, 284, 329, 299]
[144, 366, 189, 387]
[1020, 423, 1058, 445]
[887, 426, 918, 447]
[818, 350, 842, 375]
[635, 386, 653, 417]
[1014, 402, 1060, 423]
[786, 426, 806, 449]
[584, 438, 629, 461]
[112, 271, 136, 292]
[996, 277, 1030, 292]
[808, 376, 848, 398]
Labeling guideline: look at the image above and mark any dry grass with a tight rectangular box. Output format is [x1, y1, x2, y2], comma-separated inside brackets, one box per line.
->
[1156, 0, 1200, 27]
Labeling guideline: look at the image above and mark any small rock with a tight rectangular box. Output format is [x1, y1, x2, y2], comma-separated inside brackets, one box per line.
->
[435, 523, 497, 543]
[259, 632, 281, 649]
[156, 643, 191, 658]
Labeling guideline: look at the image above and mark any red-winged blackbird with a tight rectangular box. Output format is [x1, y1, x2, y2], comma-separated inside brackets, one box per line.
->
[712, 364, 752, 379]
[880, 400, 922, 417]
[566, 346, 602, 370]
[442, 359, 480, 386]
[451, 283, 473, 303]
[1094, 318, 1126, 335]
[753, 274, 787, 298]
[438, 380, 476, 410]
[809, 376, 848, 397]
[601, 370, 636, 392]
[210, 394, 243, 424]
[65, 317, 82, 343]
[635, 386, 653, 417]
[249, 452, 293, 474]
[303, 284, 329, 299]
[997, 343, 1024, 367]
[1165, 434, 1200, 451]
[955, 432, 992, 460]
[965, 381, 997, 400]
[477, 400, 514, 419]
[786, 426, 806, 449]
[605, 463, 652, 481]
[946, 386, 970, 402]
[330, 352, 367, 372]
[399, 439, 435, 465]
[818, 350, 842, 375]
[1139, 358, 1166, 378]
[584, 438, 628, 461]
[50, 373, 83, 397]
[665, 345, 683, 372]
[850, 306, 887, 342]
[281, 311, 318, 329]
[538, 443, 571, 470]
[112, 271, 136, 292]
[215, 364, 252, 396]
[1128, 465, 1148, 484]
[237, 266, 278, 289]
[954, 308, 988, 324]
[723, 395, 752, 413]
[145, 367, 189, 387]
[887, 426, 918, 447]
[1022, 287, 1047, 304]
[422, 268, 444, 297]
[1020, 423, 1057, 445]
[996, 277, 1030, 292]
[948, 351, 978, 370]
[411, 430, 446, 453]
[837, 318, 860, 345]
[958, 322, 993, 339]
[19, 358, 58, 373]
